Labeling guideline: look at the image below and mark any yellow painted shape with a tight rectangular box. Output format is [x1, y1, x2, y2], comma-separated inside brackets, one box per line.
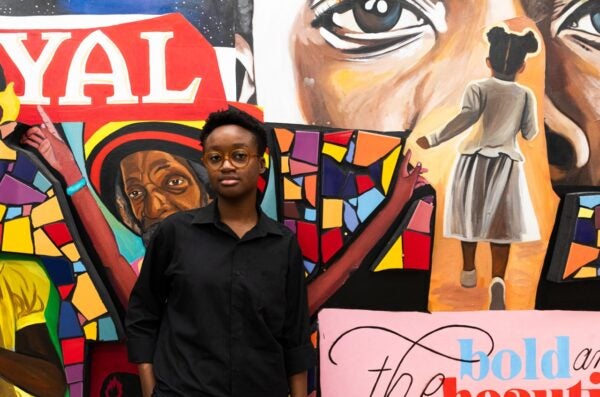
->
[274, 128, 294, 153]
[2, 217, 33, 253]
[83, 321, 98, 340]
[322, 142, 347, 162]
[353, 131, 401, 166]
[0, 83, 20, 124]
[31, 196, 63, 228]
[281, 156, 290, 173]
[283, 177, 302, 200]
[72, 273, 107, 320]
[263, 152, 270, 168]
[373, 236, 404, 272]
[48, 189, 54, 197]
[322, 199, 343, 229]
[0, 140, 16, 160]
[578, 207, 594, 218]
[33, 229, 62, 257]
[382, 146, 401, 194]
[573, 267, 597, 279]
[61, 242, 81, 262]
[0, 204, 6, 221]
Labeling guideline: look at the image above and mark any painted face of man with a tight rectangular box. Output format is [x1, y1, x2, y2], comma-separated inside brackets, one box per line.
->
[120, 151, 204, 235]
[202, 124, 266, 201]
[535, 0, 600, 185]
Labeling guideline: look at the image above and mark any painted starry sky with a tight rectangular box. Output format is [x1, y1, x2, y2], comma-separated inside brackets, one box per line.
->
[0, 0, 235, 46]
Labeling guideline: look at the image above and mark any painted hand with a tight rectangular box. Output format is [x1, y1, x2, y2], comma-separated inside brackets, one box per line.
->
[400, 149, 428, 191]
[20, 105, 82, 185]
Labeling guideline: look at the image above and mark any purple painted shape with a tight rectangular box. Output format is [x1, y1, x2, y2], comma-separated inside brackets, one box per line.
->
[69, 382, 83, 397]
[285, 219, 297, 233]
[65, 363, 84, 383]
[292, 130, 320, 165]
[0, 174, 46, 204]
[7, 162, 14, 172]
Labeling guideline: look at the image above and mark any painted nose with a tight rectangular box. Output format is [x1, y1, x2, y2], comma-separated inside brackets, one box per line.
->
[144, 187, 169, 219]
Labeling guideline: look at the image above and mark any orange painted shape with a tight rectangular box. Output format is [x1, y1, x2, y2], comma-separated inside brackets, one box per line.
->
[353, 131, 401, 167]
[304, 175, 317, 207]
[274, 128, 294, 153]
[563, 243, 600, 279]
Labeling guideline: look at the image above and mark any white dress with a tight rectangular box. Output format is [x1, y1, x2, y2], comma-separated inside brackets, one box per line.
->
[426, 77, 540, 243]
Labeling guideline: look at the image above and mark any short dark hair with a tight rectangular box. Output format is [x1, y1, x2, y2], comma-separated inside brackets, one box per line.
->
[487, 26, 539, 76]
[200, 108, 267, 155]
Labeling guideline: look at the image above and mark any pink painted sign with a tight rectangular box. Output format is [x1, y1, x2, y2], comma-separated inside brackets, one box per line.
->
[319, 309, 600, 397]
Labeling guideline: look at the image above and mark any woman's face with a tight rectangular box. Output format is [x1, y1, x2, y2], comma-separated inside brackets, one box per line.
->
[539, 0, 600, 185]
[291, 0, 521, 131]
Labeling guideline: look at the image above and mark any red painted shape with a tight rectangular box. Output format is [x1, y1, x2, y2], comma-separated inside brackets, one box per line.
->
[356, 174, 376, 195]
[257, 175, 266, 193]
[296, 221, 319, 263]
[58, 284, 75, 299]
[42, 222, 73, 247]
[323, 130, 353, 146]
[402, 230, 431, 270]
[61, 337, 85, 365]
[321, 228, 343, 264]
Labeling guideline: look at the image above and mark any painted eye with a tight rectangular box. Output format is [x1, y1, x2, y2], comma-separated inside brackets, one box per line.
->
[166, 177, 185, 186]
[127, 189, 144, 200]
[311, 0, 446, 57]
[556, 1, 600, 38]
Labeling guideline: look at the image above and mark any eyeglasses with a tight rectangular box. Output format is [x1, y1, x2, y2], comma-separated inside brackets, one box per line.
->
[203, 148, 261, 170]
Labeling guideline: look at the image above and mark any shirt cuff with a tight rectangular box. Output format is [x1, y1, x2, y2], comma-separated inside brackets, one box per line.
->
[284, 343, 316, 376]
[127, 337, 156, 363]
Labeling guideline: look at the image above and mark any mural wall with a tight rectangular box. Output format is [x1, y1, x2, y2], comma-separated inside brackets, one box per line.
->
[0, 0, 598, 396]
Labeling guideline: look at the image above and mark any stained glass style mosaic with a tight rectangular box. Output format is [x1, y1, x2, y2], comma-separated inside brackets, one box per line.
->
[272, 125, 432, 281]
[548, 192, 600, 281]
[0, 142, 120, 397]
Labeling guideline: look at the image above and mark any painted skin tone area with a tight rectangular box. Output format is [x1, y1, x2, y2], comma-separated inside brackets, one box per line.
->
[271, 1, 559, 310]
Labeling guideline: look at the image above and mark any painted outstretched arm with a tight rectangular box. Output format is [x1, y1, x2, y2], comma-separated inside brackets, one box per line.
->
[20, 106, 137, 308]
[0, 324, 66, 397]
[307, 150, 425, 315]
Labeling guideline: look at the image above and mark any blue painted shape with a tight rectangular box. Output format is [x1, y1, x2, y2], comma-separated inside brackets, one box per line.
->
[303, 260, 316, 273]
[349, 198, 358, 207]
[261, 158, 278, 220]
[305, 208, 317, 222]
[98, 317, 118, 341]
[345, 141, 355, 163]
[321, 156, 347, 197]
[344, 201, 360, 232]
[0, 161, 8, 179]
[73, 261, 86, 273]
[41, 257, 74, 286]
[33, 172, 53, 193]
[293, 176, 304, 186]
[369, 161, 383, 185]
[6, 207, 22, 219]
[59, 301, 83, 338]
[574, 218, 597, 245]
[341, 171, 357, 198]
[357, 188, 385, 222]
[580, 195, 600, 209]
[11, 153, 37, 183]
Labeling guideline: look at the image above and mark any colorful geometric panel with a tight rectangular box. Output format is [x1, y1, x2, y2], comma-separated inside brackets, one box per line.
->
[356, 174, 375, 194]
[322, 142, 347, 163]
[61, 337, 85, 366]
[59, 301, 84, 338]
[290, 159, 318, 175]
[357, 188, 385, 222]
[2, 217, 34, 253]
[11, 154, 38, 183]
[0, 140, 17, 160]
[322, 157, 348, 197]
[83, 322, 98, 340]
[31, 196, 63, 228]
[373, 236, 404, 272]
[596, 207, 600, 229]
[573, 267, 598, 279]
[574, 218, 596, 245]
[581, 195, 600, 208]
[407, 200, 434, 234]
[382, 146, 401, 194]
[281, 156, 290, 173]
[61, 243, 81, 262]
[72, 273, 108, 321]
[283, 177, 303, 200]
[43, 222, 74, 247]
[284, 219, 296, 233]
[353, 131, 401, 167]
[0, 174, 46, 204]
[304, 175, 317, 207]
[98, 316, 118, 341]
[579, 207, 594, 218]
[296, 221, 319, 263]
[402, 230, 431, 270]
[284, 202, 301, 219]
[343, 202, 359, 232]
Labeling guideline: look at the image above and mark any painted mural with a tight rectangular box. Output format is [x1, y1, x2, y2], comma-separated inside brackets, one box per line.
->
[0, 0, 598, 396]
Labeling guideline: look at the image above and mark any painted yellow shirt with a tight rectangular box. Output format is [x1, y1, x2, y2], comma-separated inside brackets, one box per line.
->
[0, 259, 50, 397]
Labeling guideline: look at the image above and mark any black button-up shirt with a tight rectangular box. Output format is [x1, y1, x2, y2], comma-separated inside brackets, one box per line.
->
[125, 202, 314, 396]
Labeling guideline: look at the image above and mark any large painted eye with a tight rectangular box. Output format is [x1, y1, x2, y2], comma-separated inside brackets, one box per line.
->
[311, 0, 447, 58]
[127, 188, 145, 200]
[555, 0, 600, 39]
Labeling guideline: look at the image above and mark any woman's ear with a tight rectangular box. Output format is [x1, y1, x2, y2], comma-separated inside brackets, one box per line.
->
[486, 57, 492, 70]
[235, 33, 256, 103]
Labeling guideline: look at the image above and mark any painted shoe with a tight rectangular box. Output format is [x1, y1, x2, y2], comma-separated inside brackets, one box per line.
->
[489, 277, 506, 310]
[460, 269, 477, 288]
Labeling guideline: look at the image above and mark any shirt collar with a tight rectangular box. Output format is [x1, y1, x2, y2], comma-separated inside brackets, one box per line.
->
[192, 200, 283, 236]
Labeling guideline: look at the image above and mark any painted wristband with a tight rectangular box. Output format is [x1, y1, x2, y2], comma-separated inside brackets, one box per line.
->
[66, 178, 86, 196]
